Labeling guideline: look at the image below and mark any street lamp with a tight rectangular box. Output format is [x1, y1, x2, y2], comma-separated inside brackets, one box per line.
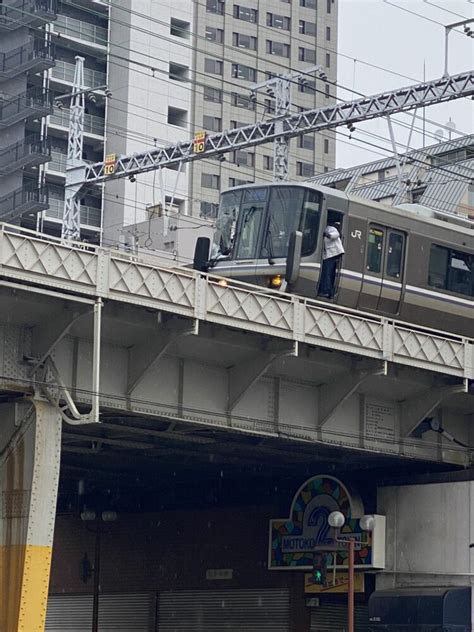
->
[81, 509, 118, 632]
[328, 511, 376, 632]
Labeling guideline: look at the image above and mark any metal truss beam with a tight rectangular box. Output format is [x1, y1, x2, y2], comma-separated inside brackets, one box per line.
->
[79, 71, 474, 185]
[228, 341, 297, 413]
[400, 382, 468, 437]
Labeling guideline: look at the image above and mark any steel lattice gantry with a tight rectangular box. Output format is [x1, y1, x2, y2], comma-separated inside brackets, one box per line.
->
[76, 71, 474, 185]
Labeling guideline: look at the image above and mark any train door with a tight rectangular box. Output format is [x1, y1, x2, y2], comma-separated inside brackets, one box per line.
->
[358, 225, 406, 314]
[358, 225, 385, 311]
[378, 229, 406, 314]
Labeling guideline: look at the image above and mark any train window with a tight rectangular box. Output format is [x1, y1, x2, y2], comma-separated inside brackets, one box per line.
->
[386, 232, 404, 278]
[235, 203, 264, 259]
[301, 191, 321, 256]
[367, 227, 384, 273]
[428, 244, 473, 296]
[264, 187, 305, 258]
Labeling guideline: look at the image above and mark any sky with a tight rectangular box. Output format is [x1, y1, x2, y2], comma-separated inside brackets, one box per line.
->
[335, 0, 474, 168]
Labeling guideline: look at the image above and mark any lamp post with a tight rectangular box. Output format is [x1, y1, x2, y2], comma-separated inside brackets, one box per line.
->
[81, 509, 118, 632]
[328, 511, 376, 632]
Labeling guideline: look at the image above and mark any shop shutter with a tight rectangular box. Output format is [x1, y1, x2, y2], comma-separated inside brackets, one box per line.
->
[310, 602, 368, 631]
[46, 592, 152, 631]
[45, 595, 92, 631]
[158, 588, 289, 632]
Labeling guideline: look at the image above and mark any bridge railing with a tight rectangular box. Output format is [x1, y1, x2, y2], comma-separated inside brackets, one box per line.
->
[0, 222, 471, 380]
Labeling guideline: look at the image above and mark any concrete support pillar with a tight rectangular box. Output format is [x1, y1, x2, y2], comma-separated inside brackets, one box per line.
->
[0, 399, 62, 632]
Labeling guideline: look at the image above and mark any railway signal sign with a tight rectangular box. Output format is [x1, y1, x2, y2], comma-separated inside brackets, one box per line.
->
[104, 153, 116, 175]
[193, 131, 206, 154]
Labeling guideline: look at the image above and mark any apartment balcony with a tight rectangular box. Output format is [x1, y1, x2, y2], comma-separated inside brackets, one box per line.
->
[51, 60, 106, 89]
[0, 134, 51, 174]
[0, 87, 53, 128]
[46, 197, 102, 228]
[0, 183, 48, 222]
[49, 107, 105, 137]
[47, 151, 94, 175]
[0, 39, 55, 83]
[0, 0, 57, 31]
[53, 14, 107, 49]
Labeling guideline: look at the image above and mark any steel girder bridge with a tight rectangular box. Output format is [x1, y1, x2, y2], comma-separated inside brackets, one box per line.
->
[0, 224, 473, 628]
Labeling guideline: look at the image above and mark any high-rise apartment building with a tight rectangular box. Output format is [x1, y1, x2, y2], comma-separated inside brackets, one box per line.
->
[0, 0, 338, 247]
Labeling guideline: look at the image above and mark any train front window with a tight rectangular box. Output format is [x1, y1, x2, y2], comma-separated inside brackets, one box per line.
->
[262, 187, 321, 260]
[234, 188, 268, 259]
[213, 190, 242, 257]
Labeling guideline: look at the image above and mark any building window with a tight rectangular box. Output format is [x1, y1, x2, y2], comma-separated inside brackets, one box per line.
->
[232, 63, 257, 82]
[203, 115, 222, 132]
[325, 53, 330, 68]
[377, 170, 385, 182]
[327, 0, 332, 12]
[230, 119, 249, 129]
[233, 32, 257, 50]
[428, 245, 473, 296]
[231, 92, 256, 110]
[167, 106, 187, 127]
[298, 134, 314, 150]
[325, 84, 330, 98]
[204, 87, 223, 103]
[202, 173, 220, 189]
[266, 40, 290, 57]
[231, 150, 255, 167]
[296, 161, 314, 177]
[264, 98, 276, 114]
[200, 201, 219, 218]
[169, 62, 188, 82]
[299, 20, 316, 35]
[205, 58, 223, 75]
[266, 13, 290, 29]
[326, 26, 331, 40]
[263, 155, 274, 170]
[298, 79, 315, 93]
[233, 5, 258, 22]
[170, 18, 190, 38]
[300, 0, 316, 8]
[206, 0, 224, 14]
[205, 26, 224, 42]
[324, 139, 329, 154]
[324, 166, 329, 173]
[229, 177, 253, 187]
[299, 47, 316, 63]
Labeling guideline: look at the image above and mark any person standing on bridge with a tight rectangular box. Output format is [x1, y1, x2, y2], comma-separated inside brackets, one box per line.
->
[318, 222, 344, 299]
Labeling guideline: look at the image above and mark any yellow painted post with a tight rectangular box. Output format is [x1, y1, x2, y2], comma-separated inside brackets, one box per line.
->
[0, 399, 62, 632]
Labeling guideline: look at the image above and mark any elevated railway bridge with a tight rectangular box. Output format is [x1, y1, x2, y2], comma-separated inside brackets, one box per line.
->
[0, 223, 473, 630]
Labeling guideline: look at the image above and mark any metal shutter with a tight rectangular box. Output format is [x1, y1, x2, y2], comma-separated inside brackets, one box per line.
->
[310, 602, 368, 631]
[46, 592, 152, 631]
[158, 588, 289, 632]
[45, 595, 92, 631]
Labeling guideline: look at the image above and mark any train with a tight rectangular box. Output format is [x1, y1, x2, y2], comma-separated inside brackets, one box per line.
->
[193, 182, 473, 337]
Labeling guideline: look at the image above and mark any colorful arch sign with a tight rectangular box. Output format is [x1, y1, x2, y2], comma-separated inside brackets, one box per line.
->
[268, 475, 385, 570]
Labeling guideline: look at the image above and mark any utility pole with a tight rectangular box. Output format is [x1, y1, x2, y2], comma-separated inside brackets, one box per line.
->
[55, 57, 111, 242]
[250, 65, 327, 181]
[444, 18, 474, 76]
[62, 56, 85, 242]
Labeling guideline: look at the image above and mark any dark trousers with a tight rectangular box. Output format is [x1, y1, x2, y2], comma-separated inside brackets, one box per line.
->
[318, 255, 340, 297]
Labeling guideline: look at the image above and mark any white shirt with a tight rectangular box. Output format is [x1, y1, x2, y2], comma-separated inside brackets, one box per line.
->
[323, 226, 345, 260]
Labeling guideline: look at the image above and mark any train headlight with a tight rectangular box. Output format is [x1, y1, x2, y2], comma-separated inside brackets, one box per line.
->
[269, 274, 282, 288]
